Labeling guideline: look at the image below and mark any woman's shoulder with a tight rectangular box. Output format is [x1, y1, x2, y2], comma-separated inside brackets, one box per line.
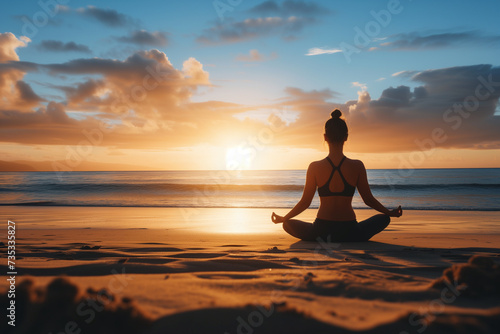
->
[345, 157, 365, 170]
[307, 159, 328, 173]
[308, 160, 323, 169]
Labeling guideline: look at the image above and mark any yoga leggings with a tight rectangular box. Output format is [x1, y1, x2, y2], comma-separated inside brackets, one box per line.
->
[283, 214, 390, 242]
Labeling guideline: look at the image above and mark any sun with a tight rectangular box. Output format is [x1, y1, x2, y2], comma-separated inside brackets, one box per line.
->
[225, 146, 254, 170]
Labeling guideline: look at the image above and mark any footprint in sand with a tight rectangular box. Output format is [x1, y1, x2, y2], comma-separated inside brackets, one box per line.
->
[167, 252, 226, 259]
[358, 253, 379, 261]
[196, 273, 259, 280]
[261, 246, 286, 253]
[80, 245, 101, 250]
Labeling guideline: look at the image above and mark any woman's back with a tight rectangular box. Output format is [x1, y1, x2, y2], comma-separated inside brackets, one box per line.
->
[313, 156, 361, 221]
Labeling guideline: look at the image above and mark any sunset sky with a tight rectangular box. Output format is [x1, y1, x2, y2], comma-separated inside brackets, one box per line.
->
[1, 0, 499, 171]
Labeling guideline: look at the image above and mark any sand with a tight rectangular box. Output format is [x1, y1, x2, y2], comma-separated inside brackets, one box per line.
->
[1, 206, 499, 333]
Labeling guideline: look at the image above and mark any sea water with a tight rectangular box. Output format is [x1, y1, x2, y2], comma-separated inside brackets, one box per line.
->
[0, 169, 499, 211]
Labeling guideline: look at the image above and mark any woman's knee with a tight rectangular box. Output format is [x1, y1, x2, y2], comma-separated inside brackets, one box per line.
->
[283, 220, 299, 237]
[378, 215, 391, 230]
[282, 220, 291, 233]
[372, 214, 390, 225]
[283, 220, 316, 241]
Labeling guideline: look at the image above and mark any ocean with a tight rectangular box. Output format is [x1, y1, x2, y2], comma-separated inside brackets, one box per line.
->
[0, 169, 499, 211]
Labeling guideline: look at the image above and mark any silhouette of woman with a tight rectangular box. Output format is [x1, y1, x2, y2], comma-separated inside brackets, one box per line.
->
[271, 109, 402, 242]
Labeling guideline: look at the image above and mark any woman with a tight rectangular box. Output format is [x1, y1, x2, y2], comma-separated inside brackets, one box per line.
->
[271, 109, 402, 242]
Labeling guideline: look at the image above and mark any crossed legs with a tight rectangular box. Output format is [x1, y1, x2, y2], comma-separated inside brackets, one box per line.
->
[282, 219, 318, 241]
[282, 214, 390, 242]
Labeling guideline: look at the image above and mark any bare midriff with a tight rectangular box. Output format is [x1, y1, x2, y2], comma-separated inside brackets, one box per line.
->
[316, 196, 356, 221]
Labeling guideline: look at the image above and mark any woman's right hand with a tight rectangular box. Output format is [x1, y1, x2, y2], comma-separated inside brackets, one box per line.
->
[388, 205, 403, 217]
[271, 212, 285, 224]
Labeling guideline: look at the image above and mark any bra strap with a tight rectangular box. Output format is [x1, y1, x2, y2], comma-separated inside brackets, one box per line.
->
[337, 156, 346, 168]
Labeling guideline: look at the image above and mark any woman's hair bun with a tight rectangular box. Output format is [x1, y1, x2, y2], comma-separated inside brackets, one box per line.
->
[331, 109, 342, 119]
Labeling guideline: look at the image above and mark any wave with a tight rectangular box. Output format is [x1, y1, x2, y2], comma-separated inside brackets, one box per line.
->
[1, 182, 500, 193]
[370, 183, 500, 191]
[1, 201, 499, 211]
[0, 183, 304, 193]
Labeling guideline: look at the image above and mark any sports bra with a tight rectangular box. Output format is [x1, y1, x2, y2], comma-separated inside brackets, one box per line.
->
[317, 156, 356, 197]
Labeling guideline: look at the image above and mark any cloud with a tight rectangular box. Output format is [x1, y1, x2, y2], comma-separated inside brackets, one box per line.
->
[239, 65, 500, 153]
[323, 65, 500, 152]
[235, 49, 277, 62]
[351, 82, 367, 91]
[0, 32, 30, 62]
[115, 30, 168, 46]
[76, 5, 137, 27]
[1, 32, 499, 157]
[37, 40, 92, 54]
[32, 49, 212, 116]
[182, 57, 211, 85]
[0, 102, 72, 129]
[0, 33, 40, 111]
[392, 70, 418, 78]
[377, 31, 500, 51]
[15, 80, 45, 104]
[0, 36, 223, 149]
[285, 87, 340, 101]
[198, 0, 329, 45]
[305, 47, 342, 56]
[58, 78, 106, 105]
[249, 0, 329, 16]
[310, 30, 499, 57]
[197, 16, 314, 45]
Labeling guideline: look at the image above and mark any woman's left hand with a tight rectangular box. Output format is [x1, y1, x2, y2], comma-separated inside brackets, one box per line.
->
[388, 205, 403, 217]
[271, 212, 285, 224]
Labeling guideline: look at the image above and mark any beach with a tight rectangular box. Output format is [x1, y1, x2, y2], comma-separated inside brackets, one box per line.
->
[2, 0, 500, 332]
[1, 206, 499, 333]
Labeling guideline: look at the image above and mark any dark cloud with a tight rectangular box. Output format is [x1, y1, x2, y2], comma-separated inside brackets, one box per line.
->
[39, 50, 181, 83]
[257, 65, 500, 153]
[198, 0, 326, 45]
[347, 65, 500, 151]
[197, 16, 315, 45]
[0, 60, 39, 72]
[15, 80, 44, 103]
[76, 5, 137, 27]
[38, 40, 92, 54]
[249, 0, 329, 16]
[372, 85, 412, 108]
[61, 78, 106, 104]
[0, 102, 72, 128]
[284, 87, 340, 101]
[115, 30, 168, 46]
[378, 31, 500, 51]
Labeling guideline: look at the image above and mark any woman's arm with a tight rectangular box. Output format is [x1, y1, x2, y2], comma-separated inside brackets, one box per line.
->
[272, 163, 317, 223]
[356, 161, 402, 217]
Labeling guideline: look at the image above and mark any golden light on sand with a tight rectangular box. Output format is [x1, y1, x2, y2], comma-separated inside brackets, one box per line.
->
[218, 208, 255, 234]
[202, 208, 280, 234]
